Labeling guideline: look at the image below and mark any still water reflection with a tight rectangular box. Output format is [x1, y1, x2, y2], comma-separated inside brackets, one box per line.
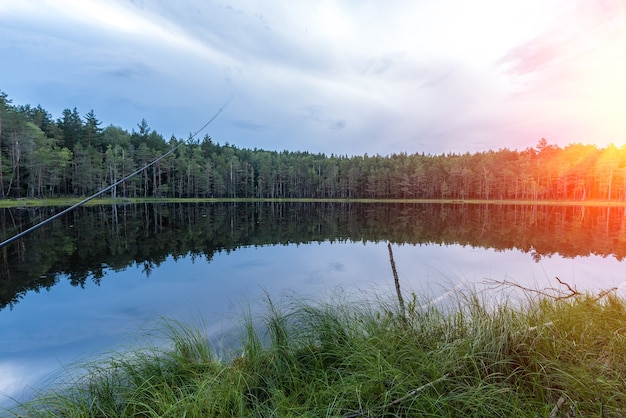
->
[1, 202, 625, 407]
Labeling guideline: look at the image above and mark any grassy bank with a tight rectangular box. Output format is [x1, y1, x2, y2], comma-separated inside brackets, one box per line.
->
[6, 289, 626, 417]
[2, 196, 626, 208]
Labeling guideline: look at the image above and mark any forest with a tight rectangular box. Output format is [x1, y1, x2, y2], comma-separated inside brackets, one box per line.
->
[1, 90, 625, 201]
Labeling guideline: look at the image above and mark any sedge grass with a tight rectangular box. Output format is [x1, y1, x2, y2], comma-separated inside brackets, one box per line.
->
[6, 287, 626, 417]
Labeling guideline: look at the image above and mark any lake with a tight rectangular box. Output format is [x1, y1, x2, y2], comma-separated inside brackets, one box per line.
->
[1, 202, 625, 408]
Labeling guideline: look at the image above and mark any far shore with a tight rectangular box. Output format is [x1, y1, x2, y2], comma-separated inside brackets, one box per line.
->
[2, 197, 626, 208]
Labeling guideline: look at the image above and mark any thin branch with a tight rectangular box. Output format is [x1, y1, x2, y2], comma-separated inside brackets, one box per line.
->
[386, 373, 450, 408]
[483, 276, 618, 303]
[554, 276, 578, 296]
[482, 277, 580, 300]
[342, 373, 449, 418]
[594, 286, 618, 302]
[549, 394, 567, 418]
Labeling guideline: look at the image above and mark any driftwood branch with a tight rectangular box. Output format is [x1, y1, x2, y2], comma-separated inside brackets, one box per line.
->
[342, 373, 450, 418]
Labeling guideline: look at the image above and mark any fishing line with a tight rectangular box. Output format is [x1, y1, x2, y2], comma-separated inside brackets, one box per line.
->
[0, 95, 233, 249]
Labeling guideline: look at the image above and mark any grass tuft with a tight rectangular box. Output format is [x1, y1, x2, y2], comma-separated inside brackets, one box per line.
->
[6, 288, 626, 416]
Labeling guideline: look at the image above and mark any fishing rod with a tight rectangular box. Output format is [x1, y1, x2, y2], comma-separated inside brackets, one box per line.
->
[0, 95, 232, 250]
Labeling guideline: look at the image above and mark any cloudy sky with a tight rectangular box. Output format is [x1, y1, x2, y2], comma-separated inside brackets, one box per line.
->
[1, 0, 625, 156]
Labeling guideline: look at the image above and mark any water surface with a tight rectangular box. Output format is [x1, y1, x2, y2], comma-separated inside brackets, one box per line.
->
[1, 202, 625, 407]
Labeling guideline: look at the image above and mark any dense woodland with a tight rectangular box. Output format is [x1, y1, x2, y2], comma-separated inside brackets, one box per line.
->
[1, 90, 625, 201]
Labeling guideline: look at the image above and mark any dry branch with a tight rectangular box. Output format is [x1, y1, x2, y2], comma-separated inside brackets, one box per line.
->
[482, 277, 579, 300]
[342, 373, 449, 418]
[549, 394, 567, 418]
[481, 275, 620, 302]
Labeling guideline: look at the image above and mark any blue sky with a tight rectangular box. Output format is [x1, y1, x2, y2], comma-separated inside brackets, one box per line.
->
[1, 0, 626, 155]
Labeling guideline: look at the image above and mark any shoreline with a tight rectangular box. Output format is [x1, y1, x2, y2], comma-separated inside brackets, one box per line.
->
[5, 286, 626, 417]
[2, 197, 626, 208]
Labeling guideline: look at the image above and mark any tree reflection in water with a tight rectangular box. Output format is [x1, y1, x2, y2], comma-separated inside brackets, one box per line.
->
[0, 202, 624, 311]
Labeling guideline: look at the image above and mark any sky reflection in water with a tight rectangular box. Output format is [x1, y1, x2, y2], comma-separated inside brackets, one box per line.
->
[1, 240, 624, 407]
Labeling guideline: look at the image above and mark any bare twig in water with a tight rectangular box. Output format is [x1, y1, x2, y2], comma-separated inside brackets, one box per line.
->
[484, 277, 576, 300]
[593, 286, 619, 302]
[554, 277, 578, 296]
[483, 276, 617, 302]
[387, 242, 406, 318]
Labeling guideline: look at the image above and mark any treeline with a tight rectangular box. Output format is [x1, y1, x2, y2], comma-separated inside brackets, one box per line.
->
[1, 91, 625, 201]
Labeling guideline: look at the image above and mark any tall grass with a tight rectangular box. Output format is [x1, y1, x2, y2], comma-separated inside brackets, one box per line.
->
[6, 288, 626, 417]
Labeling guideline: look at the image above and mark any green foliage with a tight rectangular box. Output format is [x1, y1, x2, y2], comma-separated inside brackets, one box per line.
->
[2, 91, 626, 201]
[8, 288, 626, 417]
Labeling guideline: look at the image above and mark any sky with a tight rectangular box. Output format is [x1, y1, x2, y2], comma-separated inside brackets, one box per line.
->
[1, 0, 626, 156]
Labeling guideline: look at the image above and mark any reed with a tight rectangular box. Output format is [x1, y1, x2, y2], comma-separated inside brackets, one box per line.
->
[6, 287, 626, 417]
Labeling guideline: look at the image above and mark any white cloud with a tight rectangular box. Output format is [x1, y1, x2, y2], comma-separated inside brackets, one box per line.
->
[1, 0, 625, 154]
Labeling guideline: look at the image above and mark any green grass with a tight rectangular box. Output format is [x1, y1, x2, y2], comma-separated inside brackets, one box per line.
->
[6, 288, 626, 417]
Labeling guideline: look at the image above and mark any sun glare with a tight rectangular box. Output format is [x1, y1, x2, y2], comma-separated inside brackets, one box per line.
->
[575, 27, 626, 147]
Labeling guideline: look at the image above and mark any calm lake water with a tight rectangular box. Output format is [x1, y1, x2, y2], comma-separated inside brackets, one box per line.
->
[1, 202, 625, 408]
